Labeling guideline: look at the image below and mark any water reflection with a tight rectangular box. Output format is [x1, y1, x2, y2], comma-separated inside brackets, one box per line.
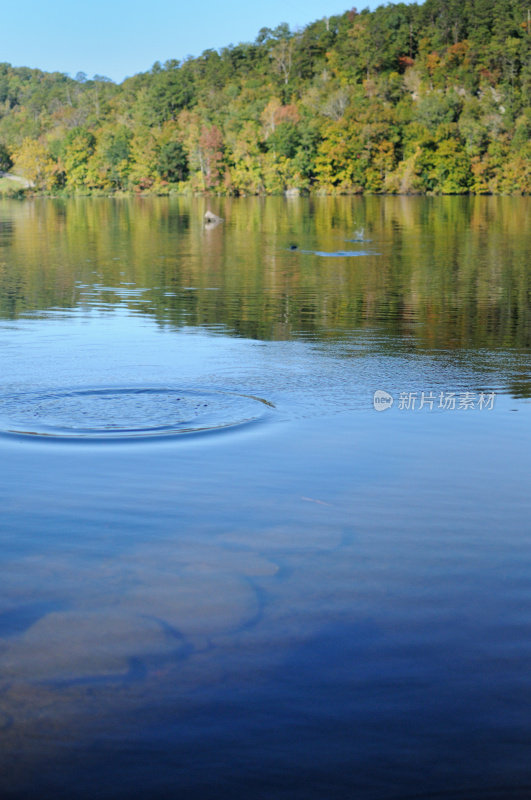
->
[0, 196, 529, 355]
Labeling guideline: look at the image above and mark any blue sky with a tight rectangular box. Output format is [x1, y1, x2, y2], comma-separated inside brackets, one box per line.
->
[2, 0, 417, 83]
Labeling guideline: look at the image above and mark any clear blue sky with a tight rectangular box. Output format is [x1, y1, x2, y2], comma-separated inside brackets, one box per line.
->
[2, 0, 417, 83]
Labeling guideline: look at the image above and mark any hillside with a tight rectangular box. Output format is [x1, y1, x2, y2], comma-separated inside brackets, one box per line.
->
[0, 0, 529, 195]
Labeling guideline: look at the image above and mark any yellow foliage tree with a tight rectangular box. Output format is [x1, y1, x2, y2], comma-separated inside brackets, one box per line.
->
[13, 138, 59, 191]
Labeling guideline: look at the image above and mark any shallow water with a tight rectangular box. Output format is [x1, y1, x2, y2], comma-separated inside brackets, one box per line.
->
[0, 196, 530, 800]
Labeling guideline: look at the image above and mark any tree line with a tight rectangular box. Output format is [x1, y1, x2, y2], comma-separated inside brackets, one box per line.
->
[0, 0, 529, 195]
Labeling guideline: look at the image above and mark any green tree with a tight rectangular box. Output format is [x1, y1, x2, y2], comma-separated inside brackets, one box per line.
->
[158, 140, 188, 182]
[0, 142, 12, 171]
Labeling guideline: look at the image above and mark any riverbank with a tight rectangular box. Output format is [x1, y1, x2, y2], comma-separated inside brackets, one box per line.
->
[0, 181, 528, 198]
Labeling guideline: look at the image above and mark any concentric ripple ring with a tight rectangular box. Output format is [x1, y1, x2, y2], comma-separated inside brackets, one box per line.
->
[0, 387, 274, 441]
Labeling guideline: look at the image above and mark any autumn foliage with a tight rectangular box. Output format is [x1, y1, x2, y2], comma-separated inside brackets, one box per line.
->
[0, 0, 529, 196]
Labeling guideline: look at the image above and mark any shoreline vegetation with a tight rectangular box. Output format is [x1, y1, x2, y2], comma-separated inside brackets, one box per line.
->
[0, 0, 529, 198]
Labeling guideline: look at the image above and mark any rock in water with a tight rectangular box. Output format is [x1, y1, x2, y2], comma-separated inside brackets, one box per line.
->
[204, 210, 223, 224]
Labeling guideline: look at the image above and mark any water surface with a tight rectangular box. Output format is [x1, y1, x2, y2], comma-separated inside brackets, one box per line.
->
[0, 196, 530, 800]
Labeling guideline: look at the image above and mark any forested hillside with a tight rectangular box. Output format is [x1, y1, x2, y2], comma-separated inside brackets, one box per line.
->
[0, 0, 529, 195]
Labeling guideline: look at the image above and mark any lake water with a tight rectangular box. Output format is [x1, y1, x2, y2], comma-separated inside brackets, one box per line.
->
[0, 196, 530, 800]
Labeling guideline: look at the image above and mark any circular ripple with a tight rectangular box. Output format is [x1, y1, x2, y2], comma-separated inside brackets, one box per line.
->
[0, 387, 274, 440]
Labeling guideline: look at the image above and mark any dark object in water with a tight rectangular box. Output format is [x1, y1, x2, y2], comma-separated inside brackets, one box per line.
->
[289, 244, 298, 250]
[204, 210, 223, 225]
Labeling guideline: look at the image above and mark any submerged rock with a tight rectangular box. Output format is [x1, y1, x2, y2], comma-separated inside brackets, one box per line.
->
[1, 611, 173, 682]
